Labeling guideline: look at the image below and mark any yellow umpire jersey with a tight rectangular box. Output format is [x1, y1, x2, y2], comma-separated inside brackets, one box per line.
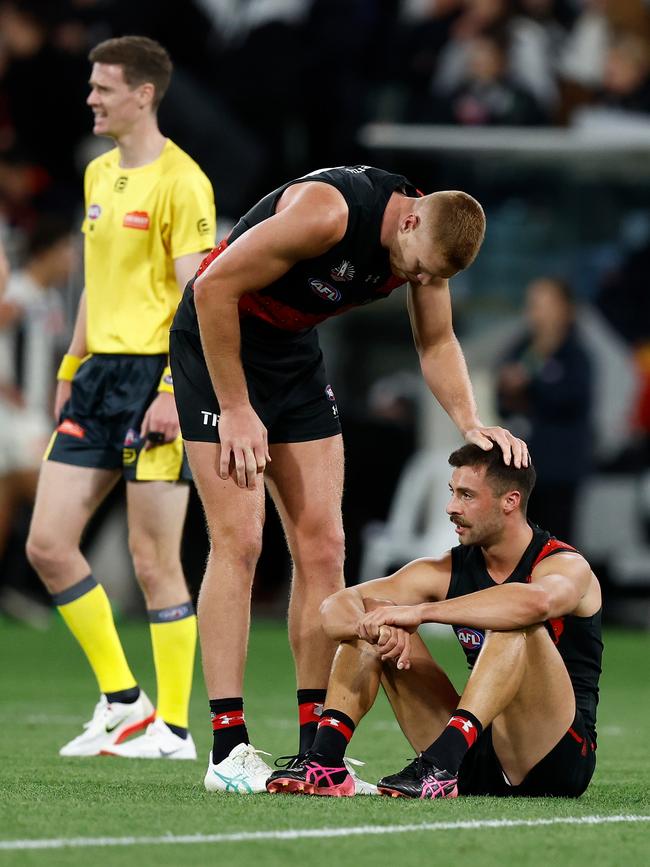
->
[82, 139, 216, 354]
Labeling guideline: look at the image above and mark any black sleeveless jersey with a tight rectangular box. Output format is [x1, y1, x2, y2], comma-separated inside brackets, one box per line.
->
[448, 523, 603, 738]
[172, 165, 418, 335]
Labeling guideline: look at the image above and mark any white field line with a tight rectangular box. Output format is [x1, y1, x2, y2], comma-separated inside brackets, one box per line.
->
[1, 814, 648, 851]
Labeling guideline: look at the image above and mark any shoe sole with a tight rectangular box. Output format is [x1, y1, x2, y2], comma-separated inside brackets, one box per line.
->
[61, 710, 156, 757]
[378, 784, 458, 799]
[267, 777, 354, 797]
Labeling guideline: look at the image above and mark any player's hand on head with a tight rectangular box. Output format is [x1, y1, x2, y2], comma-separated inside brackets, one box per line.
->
[464, 425, 529, 468]
[140, 392, 181, 450]
[217, 405, 270, 489]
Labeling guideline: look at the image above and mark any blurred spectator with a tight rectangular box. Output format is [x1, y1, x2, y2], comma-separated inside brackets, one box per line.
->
[497, 277, 593, 540]
[435, 29, 547, 125]
[599, 33, 650, 114]
[0, 216, 75, 623]
[510, 0, 572, 114]
[558, 0, 610, 91]
[433, 0, 511, 97]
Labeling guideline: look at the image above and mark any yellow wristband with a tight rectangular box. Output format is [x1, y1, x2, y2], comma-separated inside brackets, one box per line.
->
[158, 365, 174, 394]
[57, 354, 82, 382]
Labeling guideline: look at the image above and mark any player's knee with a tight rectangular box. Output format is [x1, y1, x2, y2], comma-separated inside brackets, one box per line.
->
[483, 628, 528, 652]
[25, 531, 74, 584]
[212, 523, 264, 575]
[293, 526, 345, 579]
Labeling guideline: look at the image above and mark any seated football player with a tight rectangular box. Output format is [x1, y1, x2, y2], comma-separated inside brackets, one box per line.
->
[266, 444, 602, 798]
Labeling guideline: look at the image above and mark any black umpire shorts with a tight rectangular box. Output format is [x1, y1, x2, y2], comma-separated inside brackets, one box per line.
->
[45, 354, 191, 482]
[170, 318, 342, 444]
[458, 708, 596, 798]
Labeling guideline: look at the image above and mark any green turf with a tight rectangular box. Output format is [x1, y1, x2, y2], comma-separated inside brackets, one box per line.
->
[0, 618, 648, 866]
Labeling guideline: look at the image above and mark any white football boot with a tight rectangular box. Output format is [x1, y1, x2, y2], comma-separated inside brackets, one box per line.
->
[204, 743, 273, 794]
[59, 692, 155, 757]
[345, 757, 379, 795]
[101, 717, 197, 760]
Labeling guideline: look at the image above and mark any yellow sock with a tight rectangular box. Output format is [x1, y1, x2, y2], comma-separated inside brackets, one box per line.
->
[54, 575, 137, 695]
[149, 602, 197, 729]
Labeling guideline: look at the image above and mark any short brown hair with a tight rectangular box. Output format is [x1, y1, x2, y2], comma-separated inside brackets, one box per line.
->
[89, 36, 172, 110]
[424, 191, 486, 272]
[448, 444, 536, 512]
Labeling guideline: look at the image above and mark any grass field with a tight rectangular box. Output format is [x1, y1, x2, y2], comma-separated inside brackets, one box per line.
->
[1, 618, 649, 866]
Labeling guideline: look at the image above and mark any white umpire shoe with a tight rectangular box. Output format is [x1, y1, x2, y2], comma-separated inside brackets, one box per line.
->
[101, 717, 197, 760]
[345, 757, 379, 795]
[204, 743, 273, 794]
[59, 692, 155, 757]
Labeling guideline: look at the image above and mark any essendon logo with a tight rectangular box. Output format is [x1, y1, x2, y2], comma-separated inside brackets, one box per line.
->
[123, 210, 150, 230]
[57, 419, 85, 439]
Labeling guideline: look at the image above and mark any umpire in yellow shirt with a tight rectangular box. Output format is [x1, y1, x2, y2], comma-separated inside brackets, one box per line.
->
[26, 36, 216, 760]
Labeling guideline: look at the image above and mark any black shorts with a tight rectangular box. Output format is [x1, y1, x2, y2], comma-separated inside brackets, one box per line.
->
[170, 318, 342, 444]
[458, 709, 596, 798]
[45, 354, 191, 482]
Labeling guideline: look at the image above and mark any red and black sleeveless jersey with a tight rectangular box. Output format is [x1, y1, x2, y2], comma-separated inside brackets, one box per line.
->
[448, 523, 602, 738]
[172, 165, 418, 335]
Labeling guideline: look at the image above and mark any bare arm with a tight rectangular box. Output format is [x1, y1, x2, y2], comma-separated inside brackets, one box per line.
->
[360, 552, 595, 636]
[0, 239, 8, 298]
[54, 291, 88, 420]
[193, 182, 347, 488]
[320, 554, 452, 641]
[408, 282, 528, 468]
[140, 251, 210, 448]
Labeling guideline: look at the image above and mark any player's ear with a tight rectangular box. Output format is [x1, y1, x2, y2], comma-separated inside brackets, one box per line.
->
[401, 213, 419, 233]
[503, 490, 521, 515]
[137, 82, 155, 110]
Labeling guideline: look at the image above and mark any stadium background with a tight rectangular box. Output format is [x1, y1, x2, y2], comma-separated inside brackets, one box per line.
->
[0, 2, 649, 862]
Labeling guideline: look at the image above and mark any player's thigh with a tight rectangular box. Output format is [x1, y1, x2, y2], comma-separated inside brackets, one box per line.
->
[125, 480, 190, 556]
[184, 439, 265, 549]
[29, 460, 120, 549]
[491, 624, 576, 782]
[381, 631, 460, 753]
[265, 435, 345, 551]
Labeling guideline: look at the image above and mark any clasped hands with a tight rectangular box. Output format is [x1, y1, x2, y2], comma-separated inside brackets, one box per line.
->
[356, 604, 424, 671]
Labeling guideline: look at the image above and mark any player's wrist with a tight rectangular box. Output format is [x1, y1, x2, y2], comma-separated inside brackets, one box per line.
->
[57, 354, 83, 382]
[157, 365, 174, 394]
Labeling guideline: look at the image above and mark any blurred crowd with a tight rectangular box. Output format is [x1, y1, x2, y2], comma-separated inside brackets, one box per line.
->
[1, 0, 650, 233]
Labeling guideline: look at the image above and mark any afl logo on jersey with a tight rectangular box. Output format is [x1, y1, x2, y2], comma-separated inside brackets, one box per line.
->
[455, 627, 484, 651]
[325, 384, 336, 401]
[309, 278, 341, 303]
[88, 204, 102, 220]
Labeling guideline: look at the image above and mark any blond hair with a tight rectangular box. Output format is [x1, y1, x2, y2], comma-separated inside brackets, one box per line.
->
[417, 191, 486, 272]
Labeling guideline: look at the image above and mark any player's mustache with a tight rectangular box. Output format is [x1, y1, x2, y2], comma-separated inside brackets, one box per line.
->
[450, 517, 470, 527]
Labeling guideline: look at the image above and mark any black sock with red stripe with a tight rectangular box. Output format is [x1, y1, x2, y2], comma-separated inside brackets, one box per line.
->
[310, 708, 355, 767]
[422, 708, 483, 775]
[297, 689, 326, 755]
[210, 697, 249, 764]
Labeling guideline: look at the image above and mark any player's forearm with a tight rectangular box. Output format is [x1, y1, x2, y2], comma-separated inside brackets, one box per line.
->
[320, 588, 366, 640]
[419, 336, 482, 435]
[67, 290, 88, 357]
[419, 584, 550, 631]
[194, 282, 250, 410]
